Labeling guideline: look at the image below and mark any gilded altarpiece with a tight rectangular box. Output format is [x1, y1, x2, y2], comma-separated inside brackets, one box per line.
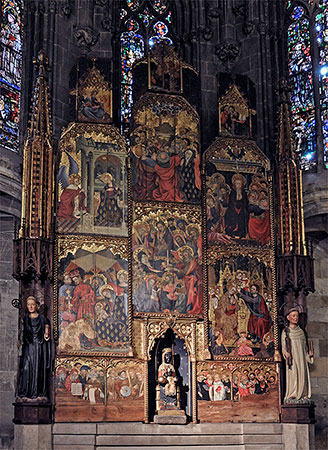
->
[57, 123, 128, 236]
[132, 203, 203, 317]
[199, 84, 279, 423]
[130, 93, 201, 204]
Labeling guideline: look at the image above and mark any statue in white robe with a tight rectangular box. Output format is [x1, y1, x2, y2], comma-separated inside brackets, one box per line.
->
[281, 308, 313, 403]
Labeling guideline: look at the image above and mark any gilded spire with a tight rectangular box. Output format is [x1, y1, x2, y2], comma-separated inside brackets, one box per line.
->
[21, 50, 54, 239]
[277, 79, 306, 256]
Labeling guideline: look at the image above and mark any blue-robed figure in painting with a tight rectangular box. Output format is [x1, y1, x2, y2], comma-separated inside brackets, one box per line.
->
[94, 284, 129, 349]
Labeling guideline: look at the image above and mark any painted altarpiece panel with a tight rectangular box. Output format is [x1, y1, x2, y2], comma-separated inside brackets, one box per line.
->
[130, 93, 201, 204]
[205, 138, 271, 248]
[57, 123, 128, 236]
[55, 235, 132, 356]
[132, 203, 203, 317]
[69, 59, 113, 124]
[218, 84, 256, 138]
[197, 361, 279, 423]
[207, 247, 275, 359]
[148, 43, 182, 94]
[55, 358, 145, 422]
[204, 90, 277, 364]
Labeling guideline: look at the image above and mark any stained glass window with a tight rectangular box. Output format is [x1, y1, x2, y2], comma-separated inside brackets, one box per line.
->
[0, 0, 23, 151]
[120, 0, 172, 135]
[287, 0, 328, 169]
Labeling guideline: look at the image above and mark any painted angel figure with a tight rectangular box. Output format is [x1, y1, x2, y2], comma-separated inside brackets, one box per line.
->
[57, 151, 87, 220]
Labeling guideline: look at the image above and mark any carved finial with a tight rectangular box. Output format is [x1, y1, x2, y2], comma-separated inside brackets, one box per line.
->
[33, 50, 50, 77]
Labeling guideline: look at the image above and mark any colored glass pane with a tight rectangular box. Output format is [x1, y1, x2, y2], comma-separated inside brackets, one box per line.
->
[125, 0, 139, 11]
[120, 9, 127, 20]
[293, 112, 317, 168]
[149, 36, 172, 47]
[291, 6, 304, 20]
[139, 8, 154, 26]
[153, 0, 167, 14]
[125, 18, 139, 32]
[166, 11, 171, 23]
[290, 73, 314, 113]
[153, 21, 168, 37]
[120, 32, 144, 131]
[0, 0, 22, 152]
[0, 0, 22, 88]
[323, 107, 328, 168]
[288, 18, 311, 75]
[0, 82, 19, 150]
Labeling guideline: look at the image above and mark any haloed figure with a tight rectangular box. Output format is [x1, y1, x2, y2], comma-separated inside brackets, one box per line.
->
[17, 296, 50, 402]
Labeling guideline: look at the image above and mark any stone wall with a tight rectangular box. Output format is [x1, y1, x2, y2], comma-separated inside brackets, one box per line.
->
[307, 239, 328, 450]
[0, 216, 19, 450]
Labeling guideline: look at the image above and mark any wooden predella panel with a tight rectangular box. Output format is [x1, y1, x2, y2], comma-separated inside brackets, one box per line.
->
[197, 361, 279, 423]
[55, 358, 145, 422]
[57, 123, 127, 236]
[56, 236, 131, 355]
[131, 93, 201, 204]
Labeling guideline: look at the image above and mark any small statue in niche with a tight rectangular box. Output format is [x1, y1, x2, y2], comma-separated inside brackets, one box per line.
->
[156, 347, 179, 410]
[16, 296, 51, 402]
[281, 307, 314, 404]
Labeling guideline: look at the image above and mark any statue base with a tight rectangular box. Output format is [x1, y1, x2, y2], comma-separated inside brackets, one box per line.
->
[154, 409, 187, 424]
[13, 402, 52, 424]
[281, 403, 316, 424]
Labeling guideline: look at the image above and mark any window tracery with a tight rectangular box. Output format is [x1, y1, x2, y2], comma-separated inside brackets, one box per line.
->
[120, 0, 173, 135]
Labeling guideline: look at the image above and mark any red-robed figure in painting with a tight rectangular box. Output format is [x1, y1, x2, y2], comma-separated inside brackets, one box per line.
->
[57, 174, 87, 219]
[143, 151, 184, 202]
[175, 245, 202, 315]
[248, 188, 270, 245]
[71, 271, 96, 320]
[237, 283, 271, 342]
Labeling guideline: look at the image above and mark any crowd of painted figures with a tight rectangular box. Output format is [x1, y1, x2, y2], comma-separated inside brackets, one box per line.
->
[206, 172, 270, 245]
[197, 367, 277, 402]
[132, 215, 202, 315]
[58, 267, 129, 351]
[55, 363, 144, 405]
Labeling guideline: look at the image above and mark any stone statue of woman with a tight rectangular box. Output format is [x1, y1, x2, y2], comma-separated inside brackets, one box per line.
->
[17, 296, 50, 402]
[281, 307, 314, 403]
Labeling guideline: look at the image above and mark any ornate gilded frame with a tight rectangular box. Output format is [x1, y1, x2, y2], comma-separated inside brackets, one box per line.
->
[202, 136, 279, 362]
[54, 234, 133, 357]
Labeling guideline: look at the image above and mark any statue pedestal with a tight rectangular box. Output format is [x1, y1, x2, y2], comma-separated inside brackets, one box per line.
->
[13, 402, 52, 424]
[154, 409, 187, 424]
[281, 403, 316, 424]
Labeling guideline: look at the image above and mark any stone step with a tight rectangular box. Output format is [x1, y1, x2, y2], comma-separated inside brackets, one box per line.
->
[53, 422, 283, 436]
[52, 422, 284, 450]
[95, 434, 282, 446]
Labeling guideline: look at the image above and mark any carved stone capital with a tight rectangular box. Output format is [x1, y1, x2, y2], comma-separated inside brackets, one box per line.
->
[102, 18, 112, 31]
[74, 26, 99, 51]
[215, 40, 240, 69]
[62, 0, 72, 17]
[202, 27, 213, 41]
[244, 21, 255, 36]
